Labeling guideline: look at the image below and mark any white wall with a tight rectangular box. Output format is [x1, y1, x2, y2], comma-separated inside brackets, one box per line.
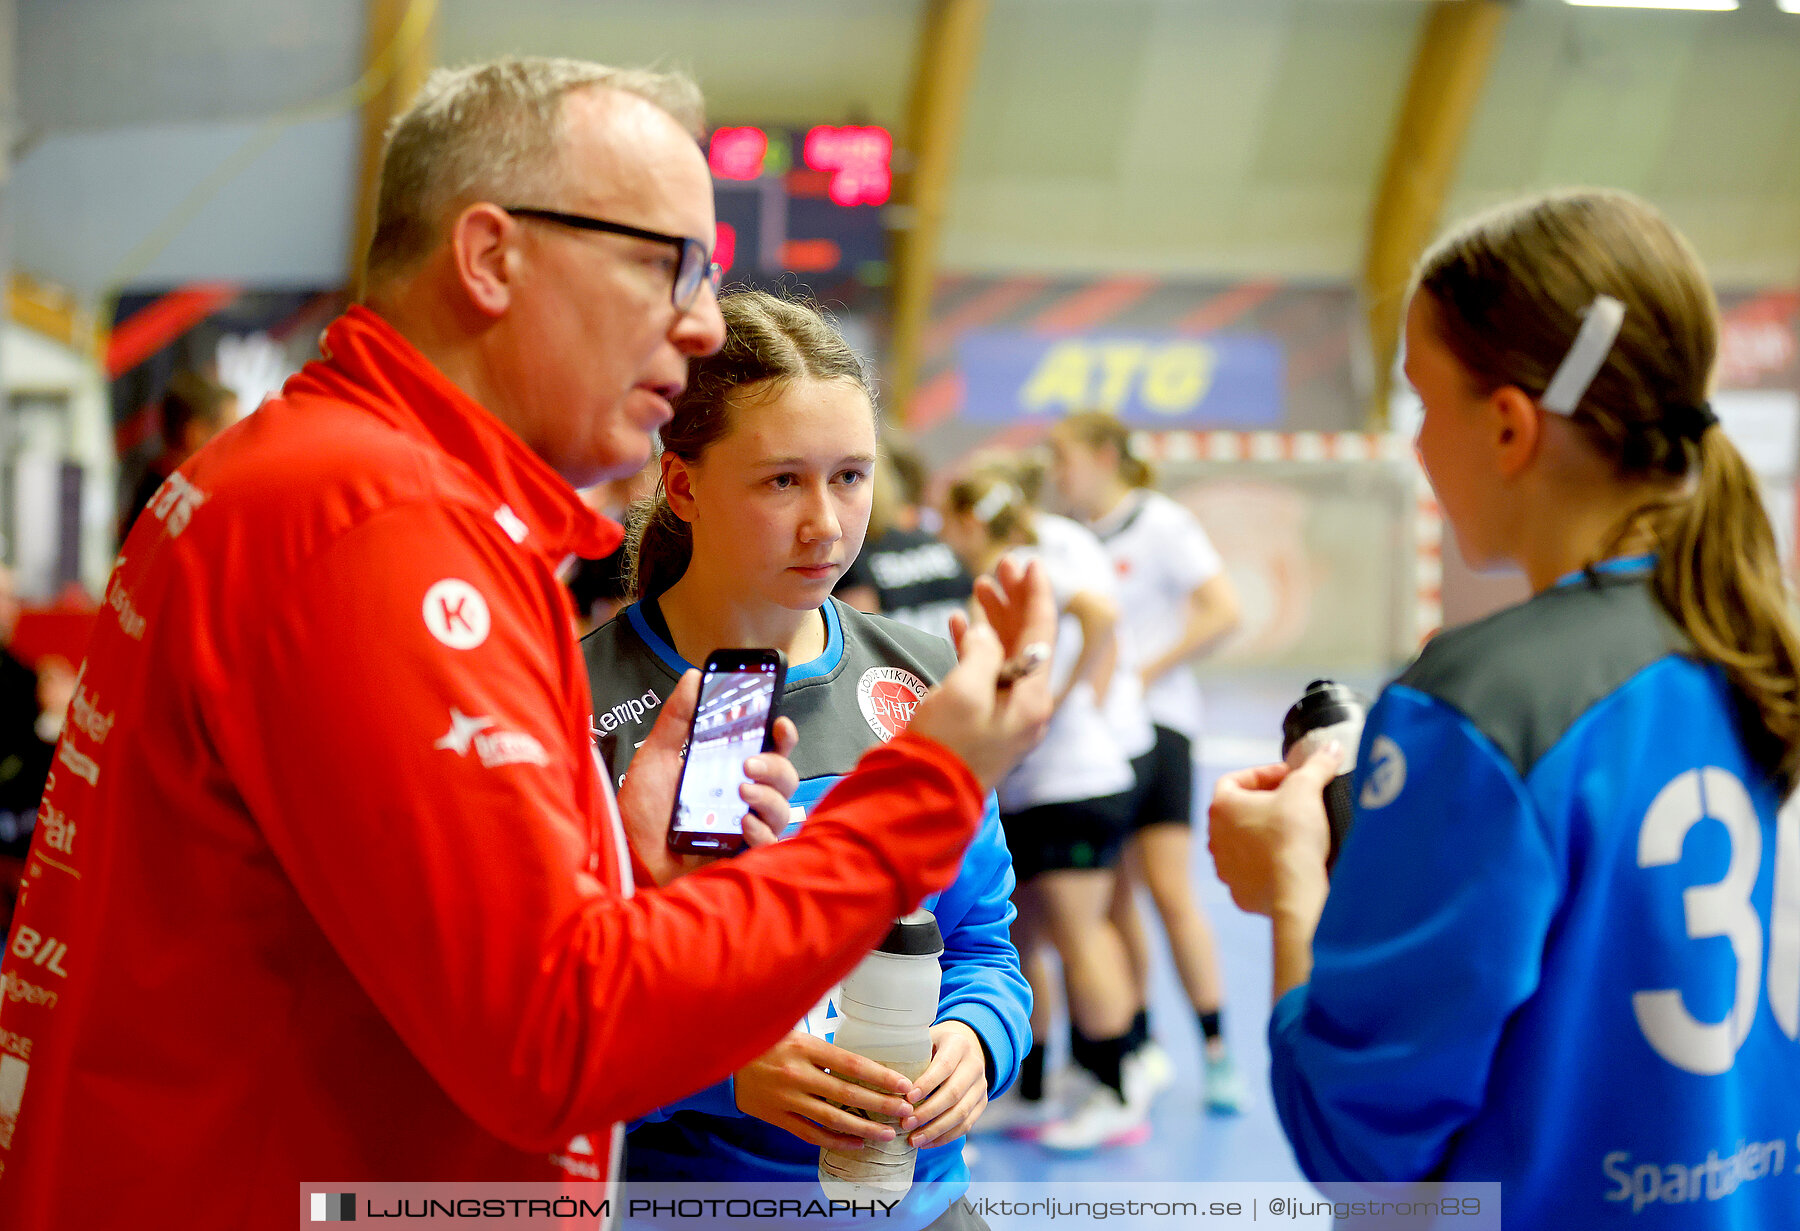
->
[11, 115, 360, 297]
[12, 0, 362, 297]
[2, 323, 111, 596]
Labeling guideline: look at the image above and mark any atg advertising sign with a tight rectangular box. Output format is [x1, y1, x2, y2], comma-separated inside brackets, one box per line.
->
[956, 331, 1285, 426]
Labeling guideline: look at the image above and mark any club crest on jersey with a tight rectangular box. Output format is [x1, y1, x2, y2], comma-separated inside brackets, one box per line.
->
[858, 667, 928, 741]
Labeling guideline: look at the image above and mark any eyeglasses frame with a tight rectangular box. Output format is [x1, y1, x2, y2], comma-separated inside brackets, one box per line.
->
[500, 206, 722, 311]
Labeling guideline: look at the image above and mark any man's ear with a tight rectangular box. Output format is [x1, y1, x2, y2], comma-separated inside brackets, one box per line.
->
[450, 204, 516, 318]
[1490, 385, 1544, 480]
[661, 452, 697, 523]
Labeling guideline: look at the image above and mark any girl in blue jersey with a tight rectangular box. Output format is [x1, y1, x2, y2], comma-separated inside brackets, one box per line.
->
[1210, 190, 1800, 1229]
[588, 291, 1027, 1231]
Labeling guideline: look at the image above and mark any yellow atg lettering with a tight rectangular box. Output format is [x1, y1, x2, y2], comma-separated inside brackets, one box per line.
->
[1141, 343, 1216, 414]
[1093, 343, 1149, 408]
[1021, 342, 1092, 412]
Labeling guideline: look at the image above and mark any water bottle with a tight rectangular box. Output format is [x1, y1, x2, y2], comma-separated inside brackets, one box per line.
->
[818, 909, 943, 1202]
[1280, 680, 1368, 872]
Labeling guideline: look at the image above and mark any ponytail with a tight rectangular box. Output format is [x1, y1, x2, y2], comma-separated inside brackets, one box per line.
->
[623, 495, 692, 603]
[1651, 428, 1800, 789]
[1416, 189, 1800, 790]
[946, 469, 1036, 547]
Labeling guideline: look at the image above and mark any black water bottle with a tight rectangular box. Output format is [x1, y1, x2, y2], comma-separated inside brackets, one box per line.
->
[1280, 680, 1368, 872]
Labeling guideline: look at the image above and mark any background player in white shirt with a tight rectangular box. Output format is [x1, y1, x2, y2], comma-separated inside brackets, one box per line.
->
[941, 468, 1147, 1151]
[1050, 412, 1244, 1114]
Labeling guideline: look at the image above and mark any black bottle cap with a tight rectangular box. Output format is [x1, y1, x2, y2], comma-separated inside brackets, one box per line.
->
[878, 909, 944, 957]
[1281, 679, 1365, 756]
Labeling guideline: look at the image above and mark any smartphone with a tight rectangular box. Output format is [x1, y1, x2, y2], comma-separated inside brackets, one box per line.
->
[667, 649, 788, 856]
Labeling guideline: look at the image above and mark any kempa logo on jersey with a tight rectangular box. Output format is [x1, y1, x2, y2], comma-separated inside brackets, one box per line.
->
[423, 579, 491, 650]
[857, 667, 928, 741]
[595, 688, 661, 734]
[435, 709, 550, 769]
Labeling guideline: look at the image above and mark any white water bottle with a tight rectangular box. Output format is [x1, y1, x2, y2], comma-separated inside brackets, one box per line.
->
[818, 909, 944, 1202]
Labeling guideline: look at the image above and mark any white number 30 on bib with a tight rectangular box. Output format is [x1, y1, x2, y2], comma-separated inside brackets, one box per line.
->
[1633, 769, 1800, 1075]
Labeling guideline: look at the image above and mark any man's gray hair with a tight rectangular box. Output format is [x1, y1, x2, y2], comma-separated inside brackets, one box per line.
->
[365, 55, 705, 283]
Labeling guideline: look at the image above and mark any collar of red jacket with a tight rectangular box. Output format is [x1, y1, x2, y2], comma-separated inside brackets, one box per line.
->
[298, 304, 624, 564]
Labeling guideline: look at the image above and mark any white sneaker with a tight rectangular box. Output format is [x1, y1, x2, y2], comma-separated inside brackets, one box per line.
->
[973, 1085, 1056, 1138]
[1035, 1083, 1150, 1153]
[1204, 1050, 1245, 1116]
[1124, 1039, 1176, 1107]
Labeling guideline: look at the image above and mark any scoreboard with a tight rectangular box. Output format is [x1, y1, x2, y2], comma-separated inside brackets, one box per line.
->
[708, 125, 893, 299]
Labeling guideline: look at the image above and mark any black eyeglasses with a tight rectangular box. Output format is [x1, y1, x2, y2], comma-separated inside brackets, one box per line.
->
[502, 206, 722, 312]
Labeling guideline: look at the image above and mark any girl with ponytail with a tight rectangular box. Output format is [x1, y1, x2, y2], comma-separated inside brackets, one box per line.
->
[584, 291, 1027, 1230]
[1209, 190, 1800, 1229]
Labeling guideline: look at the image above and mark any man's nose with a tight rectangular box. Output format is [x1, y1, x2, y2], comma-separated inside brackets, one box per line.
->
[673, 280, 726, 357]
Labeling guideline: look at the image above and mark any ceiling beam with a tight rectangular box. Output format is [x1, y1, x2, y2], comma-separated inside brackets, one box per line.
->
[8, 272, 88, 352]
[1360, 0, 1511, 428]
[888, 0, 990, 428]
[348, 0, 439, 296]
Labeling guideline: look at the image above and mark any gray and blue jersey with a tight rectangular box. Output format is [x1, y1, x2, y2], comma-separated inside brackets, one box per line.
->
[582, 598, 1029, 1226]
[1272, 560, 1800, 1228]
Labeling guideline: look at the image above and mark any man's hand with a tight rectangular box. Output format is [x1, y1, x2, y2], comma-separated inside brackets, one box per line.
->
[733, 1030, 917, 1151]
[900, 1021, 988, 1149]
[907, 556, 1057, 792]
[1207, 745, 1340, 919]
[616, 669, 799, 887]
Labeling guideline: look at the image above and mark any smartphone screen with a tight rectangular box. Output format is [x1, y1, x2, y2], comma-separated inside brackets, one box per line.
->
[669, 655, 783, 853]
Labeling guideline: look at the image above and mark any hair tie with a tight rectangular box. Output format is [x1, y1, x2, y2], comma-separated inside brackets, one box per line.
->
[971, 481, 1017, 527]
[1541, 295, 1626, 415]
[1664, 401, 1718, 442]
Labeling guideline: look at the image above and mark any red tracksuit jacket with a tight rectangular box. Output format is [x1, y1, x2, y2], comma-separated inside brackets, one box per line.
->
[0, 307, 983, 1228]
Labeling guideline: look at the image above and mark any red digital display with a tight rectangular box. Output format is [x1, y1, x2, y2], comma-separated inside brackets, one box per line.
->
[709, 127, 769, 181]
[780, 238, 841, 273]
[714, 222, 737, 275]
[802, 125, 893, 207]
[709, 125, 888, 292]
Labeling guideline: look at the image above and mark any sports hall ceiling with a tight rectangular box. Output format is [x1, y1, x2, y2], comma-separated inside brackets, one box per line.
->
[13, 0, 1800, 293]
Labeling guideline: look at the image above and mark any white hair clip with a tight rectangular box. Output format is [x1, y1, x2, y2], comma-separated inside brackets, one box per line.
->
[1540, 295, 1626, 415]
[971, 481, 1017, 526]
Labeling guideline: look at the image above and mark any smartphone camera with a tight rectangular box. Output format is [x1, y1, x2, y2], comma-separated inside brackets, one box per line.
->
[667, 649, 787, 856]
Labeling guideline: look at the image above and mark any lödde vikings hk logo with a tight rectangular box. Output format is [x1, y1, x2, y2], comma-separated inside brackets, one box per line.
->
[857, 667, 928, 741]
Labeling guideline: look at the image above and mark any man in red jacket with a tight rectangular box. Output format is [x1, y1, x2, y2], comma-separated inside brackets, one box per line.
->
[0, 57, 1052, 1229]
